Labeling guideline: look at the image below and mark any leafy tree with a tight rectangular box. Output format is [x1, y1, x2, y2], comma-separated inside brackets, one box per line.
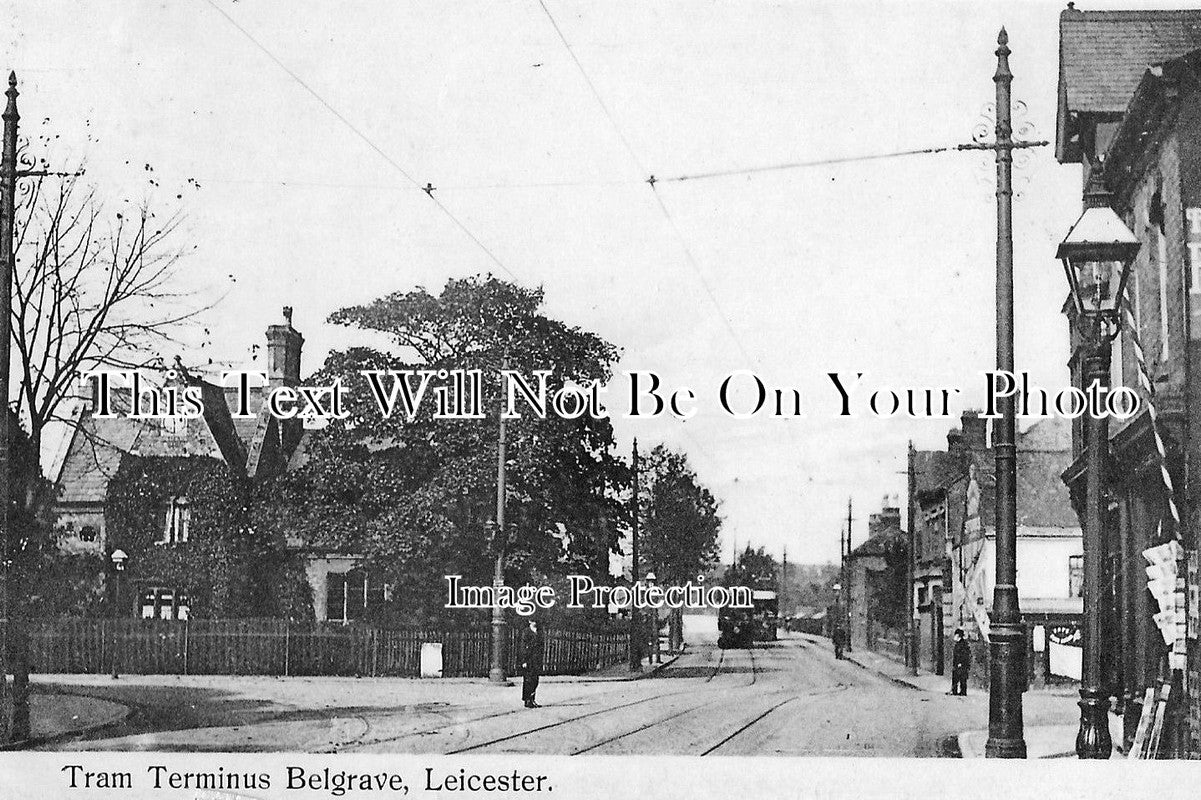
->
[254, 276, 629, 624]
[105, 457, 257, 618]
[724, 545, 778, 590]
[636, 444, 720, 651]
[638, 445, 721, 584]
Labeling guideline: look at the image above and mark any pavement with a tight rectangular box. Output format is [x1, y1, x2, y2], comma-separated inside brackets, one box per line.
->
[807, 636, 1121, 758]
[3, 647, 678, 750]
[0, 689, 130, 749]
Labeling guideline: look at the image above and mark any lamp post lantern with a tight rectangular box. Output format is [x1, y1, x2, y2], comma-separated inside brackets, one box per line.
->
[110, 549, 127, 680]
[1057, 175, 1139, 759]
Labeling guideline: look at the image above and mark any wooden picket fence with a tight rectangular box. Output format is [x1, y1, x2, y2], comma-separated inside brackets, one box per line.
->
[0, 618, 628, 678]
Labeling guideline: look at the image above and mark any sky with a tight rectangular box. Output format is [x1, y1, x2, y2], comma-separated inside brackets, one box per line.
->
[5, 0, 1189, 566]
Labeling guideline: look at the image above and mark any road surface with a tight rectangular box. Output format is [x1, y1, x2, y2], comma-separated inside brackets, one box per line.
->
[38, 615, 1036, 756]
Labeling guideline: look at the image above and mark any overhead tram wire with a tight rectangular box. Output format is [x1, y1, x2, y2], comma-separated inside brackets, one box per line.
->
[533, 0, 748, 465]
[94, 139, 1035, 199]
[661, 144, 966, 183]
[534, 0, 760, 371]
[201, 0, 521, 282]
[534, 0, 649, 177]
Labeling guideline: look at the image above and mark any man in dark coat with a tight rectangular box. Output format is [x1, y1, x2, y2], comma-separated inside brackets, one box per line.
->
[951, 628, 970, 696]
[520, 619, 544, 708]
[831, 613, 847, 660]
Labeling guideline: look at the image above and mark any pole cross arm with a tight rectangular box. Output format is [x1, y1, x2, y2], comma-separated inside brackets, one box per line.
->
[956, 139, 1049, 152]
[14, 169, 84, 178]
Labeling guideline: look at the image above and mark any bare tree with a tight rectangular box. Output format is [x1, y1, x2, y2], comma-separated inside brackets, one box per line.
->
[10, 168, 201, 459]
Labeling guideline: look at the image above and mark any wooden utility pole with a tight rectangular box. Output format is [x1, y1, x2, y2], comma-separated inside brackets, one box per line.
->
[907, 442, 919, 676]
[781, 546, 788, 618]
[844, 498, 853, 652]
[628, 439, 641, 672]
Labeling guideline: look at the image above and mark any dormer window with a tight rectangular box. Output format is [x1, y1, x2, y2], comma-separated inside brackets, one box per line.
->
[158, 496, 190, 545]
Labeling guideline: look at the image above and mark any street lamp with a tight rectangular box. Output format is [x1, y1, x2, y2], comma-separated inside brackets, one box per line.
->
[1056, 175, 1139, 760]
[110, 549, 127, 680]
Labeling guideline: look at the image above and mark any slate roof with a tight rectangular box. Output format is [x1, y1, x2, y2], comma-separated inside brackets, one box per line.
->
[913, 418, 1077, 534]
[914, 449, 965, 496]
[962, 420, 1078, 531]
[54, 388, 226, 504]
[1059, 8, 1201, 114]
[850, 522, 906, 559]
[54, 379, 302, 505]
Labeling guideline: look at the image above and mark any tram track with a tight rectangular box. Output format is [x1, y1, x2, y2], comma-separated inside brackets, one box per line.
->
[447, 643, 757, 755]
[332, 641, 791, 756]
[451, 645, 810, 756]
[331, 649, 728, 754]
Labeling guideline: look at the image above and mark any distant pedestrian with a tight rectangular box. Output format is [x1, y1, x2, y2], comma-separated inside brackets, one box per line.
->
[520, 619, 544, 708]
[951, 629, 970, 696]
[832, 619, 847, 660]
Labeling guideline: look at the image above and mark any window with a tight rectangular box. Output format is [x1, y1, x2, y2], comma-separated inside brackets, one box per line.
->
[1150, 191, 1170, 363]
[1069, 555, 1084, 598]
[1158, 225, 1170, 362]
[140, 587, 189, 620]
[158, 497, 190, 544]
[326, 570, 385, 623]
[1111, 323, 1124, 389]
[79, 525, 98, 543]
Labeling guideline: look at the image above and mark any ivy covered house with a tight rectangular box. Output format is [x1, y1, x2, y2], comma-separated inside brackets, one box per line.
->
[45, 308, 322, 620]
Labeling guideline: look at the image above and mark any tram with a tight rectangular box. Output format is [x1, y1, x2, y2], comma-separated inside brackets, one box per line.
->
[717, 589, 779, 648]
[717, 605, 753, 649]
[750, 589, 779, 641]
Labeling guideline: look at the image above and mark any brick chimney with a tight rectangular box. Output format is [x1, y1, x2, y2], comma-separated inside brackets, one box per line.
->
[868, 502, 902, 539]
[961, 409, 988, 450]
[946, 427, 964, 454]
[266, 307, 305, 460]
[266, 306, 304, 390]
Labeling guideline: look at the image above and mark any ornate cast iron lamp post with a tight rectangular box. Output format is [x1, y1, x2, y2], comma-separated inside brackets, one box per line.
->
[110, 549, 128, 680]
[1056, 176, 1139, 759]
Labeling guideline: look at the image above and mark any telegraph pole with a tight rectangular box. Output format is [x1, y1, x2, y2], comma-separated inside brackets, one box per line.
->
[628, 439, 641, 672]
[844, 498, 853, 652]
[907, 442, 919, 676]
[781, 546, 788, 618]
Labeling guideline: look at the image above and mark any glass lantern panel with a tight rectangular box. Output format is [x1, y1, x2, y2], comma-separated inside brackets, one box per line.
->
[1074, 259, 1124, 313]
